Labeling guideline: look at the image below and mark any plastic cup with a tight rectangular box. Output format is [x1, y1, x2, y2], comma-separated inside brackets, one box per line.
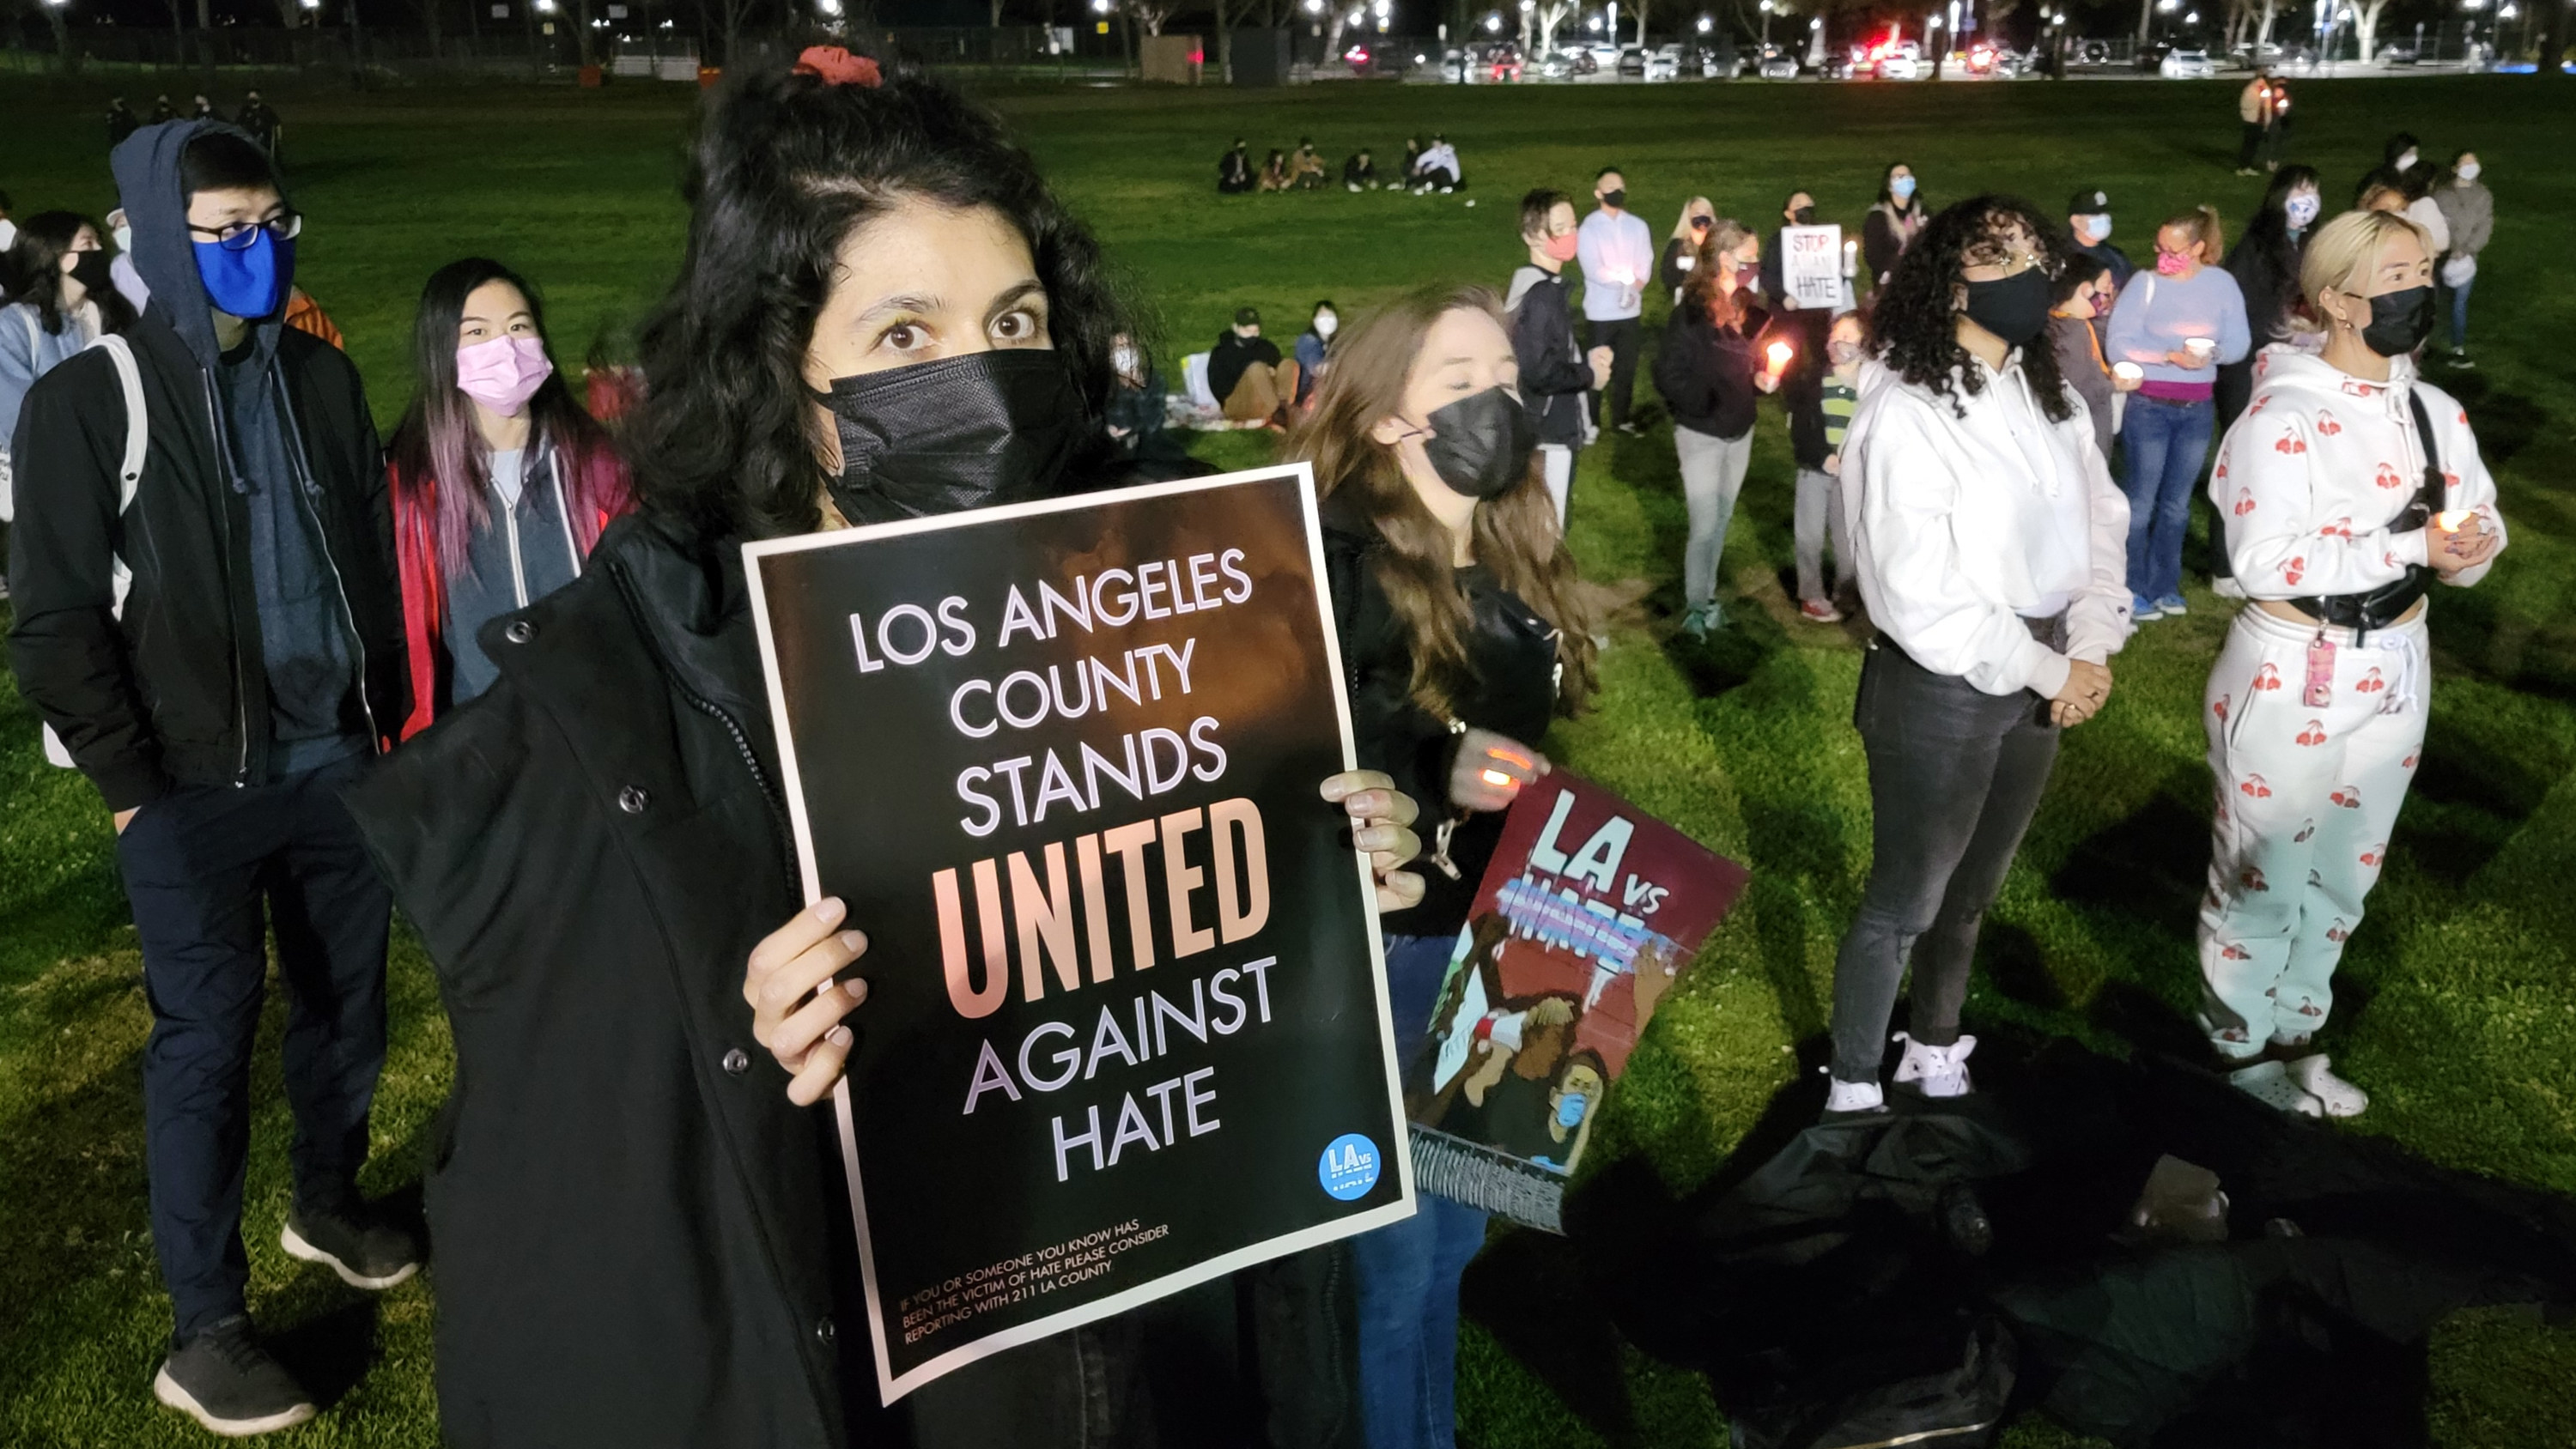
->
[2113, 361, 2145, 382]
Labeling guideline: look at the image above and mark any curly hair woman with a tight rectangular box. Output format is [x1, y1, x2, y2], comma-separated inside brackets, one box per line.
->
[1822, 195, 2134, 1114]
[343, 45, 1421, 1449]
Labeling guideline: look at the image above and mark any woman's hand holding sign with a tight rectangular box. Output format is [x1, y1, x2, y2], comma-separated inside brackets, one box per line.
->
[746, 896, 872, 1106]
[1322, 770, 1426, 913]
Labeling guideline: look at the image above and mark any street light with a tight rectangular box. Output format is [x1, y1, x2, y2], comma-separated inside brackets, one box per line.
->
[1485, 11, 1502, 29]
[1696, 11, 1710, 27]
[2184, 7, 2198, 18]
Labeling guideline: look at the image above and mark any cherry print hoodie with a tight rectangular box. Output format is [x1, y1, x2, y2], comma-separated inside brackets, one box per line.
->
[2208, 347, 2506, 600]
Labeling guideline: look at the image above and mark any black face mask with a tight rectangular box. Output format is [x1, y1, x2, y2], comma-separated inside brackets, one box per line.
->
[1418, 385, 1535, 500]
[1961, 268, 2053, 348]
[1601, 188, 1627, 209]
[813, 349, 1084, 527]
[70, 248, 115, 298]
[1791, 205, 1817, 226]
[2358, 285, 2434, 358]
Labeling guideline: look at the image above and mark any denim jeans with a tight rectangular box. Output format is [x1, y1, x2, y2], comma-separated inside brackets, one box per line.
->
[2119, 394, 2215, 603]
[1827, 634, 2063, 1083]
[118, 755, 392, 1338]
[1352, 931, 1488, 1449]
[2441, 275, 2476, 349]
[1676, 424, 1754, 611]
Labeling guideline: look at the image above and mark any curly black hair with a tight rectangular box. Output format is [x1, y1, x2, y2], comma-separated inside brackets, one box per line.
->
[1867, 193, 2075, 425]
[629, 39, 1130, 543]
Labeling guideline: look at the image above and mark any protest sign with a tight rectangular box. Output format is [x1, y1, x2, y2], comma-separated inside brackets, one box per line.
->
[1404, 773, 1748, 1232]
[1779, 223, 1850, 312]
[744, 463, 1413, 1402]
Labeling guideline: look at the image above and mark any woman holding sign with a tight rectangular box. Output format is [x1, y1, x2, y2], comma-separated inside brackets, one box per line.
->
[1293, 284, 1598, 1449]
[1825, 197, 2133, 1117]
[2193, 209, 2503, 1117]
[346, 45, 1425, 1449]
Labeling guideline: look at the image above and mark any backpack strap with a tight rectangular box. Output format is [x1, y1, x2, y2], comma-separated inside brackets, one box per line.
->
[2406, 386, 2445, 519]
[86, 332, 146, 618]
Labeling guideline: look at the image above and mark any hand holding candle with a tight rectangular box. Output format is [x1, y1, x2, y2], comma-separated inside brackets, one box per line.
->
[1452, 727, 1549, 812]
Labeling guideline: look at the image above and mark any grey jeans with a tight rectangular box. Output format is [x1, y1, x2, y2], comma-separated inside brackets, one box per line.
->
[1794, 465, 1851, 606]
[1676, 424, 1753, 611]
[1828, 625, 2065, 1083]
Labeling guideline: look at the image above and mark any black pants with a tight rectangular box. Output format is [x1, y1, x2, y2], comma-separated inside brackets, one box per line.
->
[1829, 634, 2063, 1083]
[118, 753, 392, 1338]
[2236, 120, 2267, 169]
[1588, 314, 1643, 428]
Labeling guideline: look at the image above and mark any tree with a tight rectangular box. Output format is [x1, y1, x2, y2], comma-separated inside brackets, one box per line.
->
[34, 0, 79, 74]
[2534, 0, 2566, 73]
[1209, 0, 1255, 77]
[414, 0, 445, 59]
[1532, 0, 1572, 51]
[2353, 0, 2389, 60]
[706, 0, 760, 62]
[1127, 0, 1173, 36]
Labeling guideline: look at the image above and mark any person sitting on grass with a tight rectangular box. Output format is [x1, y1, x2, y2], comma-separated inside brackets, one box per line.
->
[1345, 146, 1379, 191]
[1259, 147, 1292, 192]
[1218, 136, 1255, 193]
[1291, 136, 1328, 190]
[1211, 305, 1299, 426]
[1412, 133, 1463, 194]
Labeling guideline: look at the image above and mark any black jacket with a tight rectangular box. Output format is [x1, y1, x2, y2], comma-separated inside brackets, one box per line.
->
[1321, 498, 1561, 937]
[1659, 235, 1698, 298]
[346, 518, 854, 1449]
[1504, 265, 1589, 447]
[1653, 300, 1775, 443]
[8, 120, 403, 809]
[1207, 330, 1281, 405]
[349, 505, 1358, 1448]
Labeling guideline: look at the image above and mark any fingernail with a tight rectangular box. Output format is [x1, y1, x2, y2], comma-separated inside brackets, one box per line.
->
[827, 1025, 853, 1047]
[844, 978, 869, 1003]
[816, 897, 846, 926]
[839, 930, 868, 955]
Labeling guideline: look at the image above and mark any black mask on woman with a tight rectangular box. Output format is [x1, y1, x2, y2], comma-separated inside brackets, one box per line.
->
[812, 349, 1084, 526]
[1961, 268, 2054, 348]
[1419, 386, 1535, 500]
[1791, 205, 1817, 226]
[2358, 285, 2434, 358]
[70, 248, 115, 298]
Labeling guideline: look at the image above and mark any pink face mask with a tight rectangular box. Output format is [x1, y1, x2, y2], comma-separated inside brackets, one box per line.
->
[1544, 231, 1580, 263]
[2154, 249, 2193, 276]
[456, 335, 554, 415]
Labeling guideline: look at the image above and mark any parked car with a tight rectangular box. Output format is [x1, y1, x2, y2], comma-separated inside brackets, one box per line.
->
[1823, 51, 1857, 78]
[1616, 45, 1648, 76]
[1646, 42, 1685, 79]
[2135, 39, 2172, 70]
[1536, 45, 1600, 77]
[1758, 45, 1800, 78]
[1875, 42, 1922, 79]
[2159, 45, 2216, 77]
[1587, 40, 1625, 69]
[2379, 40, 2420, 64]
[2227, 39, 2284, 68]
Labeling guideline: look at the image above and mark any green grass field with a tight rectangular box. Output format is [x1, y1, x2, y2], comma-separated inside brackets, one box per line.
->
[4, 70, 2576, 1448]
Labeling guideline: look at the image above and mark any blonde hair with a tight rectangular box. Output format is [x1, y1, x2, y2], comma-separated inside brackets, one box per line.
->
[2293, 209, 2433, 336]
[2356, 182, 2408, 215]
[2161, 203, 2227, 265]
[1670, 196, 1716, 242]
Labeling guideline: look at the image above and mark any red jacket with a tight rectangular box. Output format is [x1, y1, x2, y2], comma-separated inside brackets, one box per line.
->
[391, 434, 635, 740]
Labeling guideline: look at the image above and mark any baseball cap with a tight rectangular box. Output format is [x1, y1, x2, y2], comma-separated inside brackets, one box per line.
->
[1234, 306, 1261, 327]
[2069, 188, 2111, 216]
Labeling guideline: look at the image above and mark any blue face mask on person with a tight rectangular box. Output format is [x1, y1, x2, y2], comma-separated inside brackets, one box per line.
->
[1556, 1092, 1590, 1128]
[1890, 175, 1917, 202]
[193, 227, 295, 319]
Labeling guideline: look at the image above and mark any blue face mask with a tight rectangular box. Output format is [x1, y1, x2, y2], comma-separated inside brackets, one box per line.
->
[1555, 1092, 1590, 1128]
[1890, 175, 1917, 202]
[192, 228, 295, 320]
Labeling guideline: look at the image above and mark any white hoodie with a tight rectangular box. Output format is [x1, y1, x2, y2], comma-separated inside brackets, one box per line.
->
[1843, 351, 2133, 700]
[2209, 347, 2506, 599]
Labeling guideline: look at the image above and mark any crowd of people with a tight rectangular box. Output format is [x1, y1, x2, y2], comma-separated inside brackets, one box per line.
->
[1221, 131, 1467, 194]
[0, 45, 2515, 1449]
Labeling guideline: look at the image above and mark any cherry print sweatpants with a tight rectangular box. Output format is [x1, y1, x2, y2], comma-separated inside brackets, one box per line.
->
[2196, 603, 2428, 1058]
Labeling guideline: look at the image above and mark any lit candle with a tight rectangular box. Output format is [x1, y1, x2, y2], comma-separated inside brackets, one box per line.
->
[1766, 340, 1795, 373]
[1480, 769, 1517, 789]
[2435, 509, 2470, 532]
[1842, 239, 1858, 277]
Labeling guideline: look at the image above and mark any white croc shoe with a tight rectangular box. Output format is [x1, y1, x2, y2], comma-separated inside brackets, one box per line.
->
[2283, 1053, 2370, 1118]
[1893, 1033, 1978, 1099]
[2229, 1058, 2325, 1117]
[1824, 1076, 1887, 1114]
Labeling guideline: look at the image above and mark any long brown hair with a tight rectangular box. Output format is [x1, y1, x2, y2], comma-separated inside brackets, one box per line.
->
[1680, 219, 1758, 331]
[1288, 283, 1596, 721]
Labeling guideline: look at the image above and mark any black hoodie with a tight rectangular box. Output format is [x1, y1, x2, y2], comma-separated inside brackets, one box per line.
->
[6, 120, 404, 808]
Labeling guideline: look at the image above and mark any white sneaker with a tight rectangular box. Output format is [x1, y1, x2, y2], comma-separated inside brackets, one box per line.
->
[1893, 1032, 1978, 1098]
[2212, 576, 2247, 600]
[2283, 1053, 2369, 1117]
[1824, 1076, 1886, 1113]
[2228, 1058, 2324, 1116]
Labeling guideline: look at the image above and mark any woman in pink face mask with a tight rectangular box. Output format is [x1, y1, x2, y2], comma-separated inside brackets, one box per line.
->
[386, 258, 635, 737]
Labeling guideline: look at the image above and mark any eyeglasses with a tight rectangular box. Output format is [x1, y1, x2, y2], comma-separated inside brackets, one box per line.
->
[185, 210, 303, 252]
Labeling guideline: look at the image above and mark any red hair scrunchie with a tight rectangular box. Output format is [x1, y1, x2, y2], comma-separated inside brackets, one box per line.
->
[793, 45, 882, 87]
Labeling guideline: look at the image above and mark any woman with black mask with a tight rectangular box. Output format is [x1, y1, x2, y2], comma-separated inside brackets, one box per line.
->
[1822, 197, 2133, 1115]
[2209, 165, 2322, 597]
[343, 45, 1425, 1449]
[1290, 283, 1596, 1449]
[1, 211, 135, 500]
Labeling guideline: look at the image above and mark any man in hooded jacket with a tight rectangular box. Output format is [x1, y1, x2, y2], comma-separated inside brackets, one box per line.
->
[5, 120, 415, 1438]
